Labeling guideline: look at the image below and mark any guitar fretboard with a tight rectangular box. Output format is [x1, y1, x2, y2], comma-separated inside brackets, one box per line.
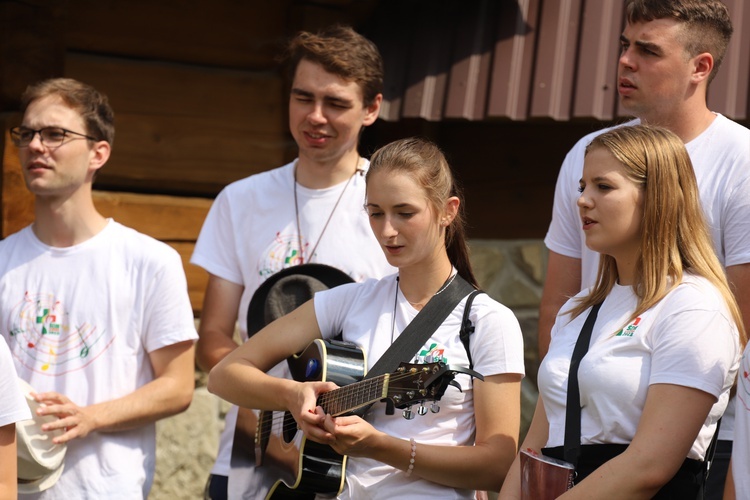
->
[317, 374, 389, 416]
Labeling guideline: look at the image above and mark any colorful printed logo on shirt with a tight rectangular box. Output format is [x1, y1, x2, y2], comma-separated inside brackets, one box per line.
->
[614, 317, 642, 337]
[258, 231, 306, 279]
[416, 343, 447, 364]
[7, 291, 114, 376]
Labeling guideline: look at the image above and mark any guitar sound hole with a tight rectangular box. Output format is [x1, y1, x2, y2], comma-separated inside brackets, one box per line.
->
[283, 412, 297, 443]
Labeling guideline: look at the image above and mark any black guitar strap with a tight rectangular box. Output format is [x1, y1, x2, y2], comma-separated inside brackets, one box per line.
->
[459, 290, 485, 370]
[365, 273, 476, 380]
[564, 301, 603, 466]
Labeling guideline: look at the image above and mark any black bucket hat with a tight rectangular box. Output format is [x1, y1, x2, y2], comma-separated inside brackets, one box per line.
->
[246, 263, 354, 337]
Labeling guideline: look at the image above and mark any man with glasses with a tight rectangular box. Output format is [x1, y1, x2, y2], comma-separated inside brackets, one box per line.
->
[191, 25, 394, 499]
[1, 78, 198, 498]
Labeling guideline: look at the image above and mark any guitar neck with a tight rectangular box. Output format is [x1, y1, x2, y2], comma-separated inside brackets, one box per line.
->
[317, 374, 388, 416]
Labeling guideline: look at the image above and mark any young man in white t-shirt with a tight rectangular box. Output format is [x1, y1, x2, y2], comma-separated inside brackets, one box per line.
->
[1, 78, 198, 498]
[538, 2, 750, 497]
[190, 25, 394, 499]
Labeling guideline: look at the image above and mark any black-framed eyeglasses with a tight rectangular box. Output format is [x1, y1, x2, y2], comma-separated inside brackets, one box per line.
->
[9, 126, 99, 148]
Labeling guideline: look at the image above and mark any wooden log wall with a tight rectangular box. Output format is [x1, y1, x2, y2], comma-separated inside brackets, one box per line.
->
[1, 0, 375, 315]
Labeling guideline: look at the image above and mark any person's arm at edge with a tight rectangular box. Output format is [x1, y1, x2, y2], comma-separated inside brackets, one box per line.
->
[0, 423, 17, 500]
[723, 263, 750, 500]
[538, 251, 581, 359]
[498, 397, 551, 500]
[35, 339, 196, 444]
[723, 459, 735, 499]
[196, 273, 243, 372]
[726, 263, 750, 340]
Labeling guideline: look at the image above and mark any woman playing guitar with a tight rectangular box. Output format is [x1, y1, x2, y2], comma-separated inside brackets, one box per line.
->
[209, 137, 525, 499]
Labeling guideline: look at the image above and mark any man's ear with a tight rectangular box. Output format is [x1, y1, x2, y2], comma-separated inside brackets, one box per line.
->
[89, 140, 111, 174]
[362, 93, 383, 127]
[691, 52, 714, 86]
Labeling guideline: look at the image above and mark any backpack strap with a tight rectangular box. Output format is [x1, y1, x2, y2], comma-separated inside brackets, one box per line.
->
[459, 290, 485, 370]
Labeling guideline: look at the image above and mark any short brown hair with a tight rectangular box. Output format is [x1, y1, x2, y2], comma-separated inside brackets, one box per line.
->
[625, 0, 733, 84]
[283, 25, 384, 106]
[21, 78, 115, 145]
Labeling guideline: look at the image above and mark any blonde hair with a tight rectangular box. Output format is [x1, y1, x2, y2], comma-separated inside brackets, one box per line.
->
[569, 125, 745, 346]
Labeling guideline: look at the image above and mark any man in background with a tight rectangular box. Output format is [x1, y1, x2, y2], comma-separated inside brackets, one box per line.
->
[191, 25, 393, 499]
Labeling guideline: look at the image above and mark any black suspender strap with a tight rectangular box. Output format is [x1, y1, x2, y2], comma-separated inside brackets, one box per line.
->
[563, 302, 603, 466]
[366, 274, 475, 379]
[459, 290, 485, 370]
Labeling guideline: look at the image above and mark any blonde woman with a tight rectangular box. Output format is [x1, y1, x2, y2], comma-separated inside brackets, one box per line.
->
[501, 125, 744, 499]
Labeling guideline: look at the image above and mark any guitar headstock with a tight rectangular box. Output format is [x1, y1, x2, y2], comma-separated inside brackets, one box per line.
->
[382, 362, 484, 415]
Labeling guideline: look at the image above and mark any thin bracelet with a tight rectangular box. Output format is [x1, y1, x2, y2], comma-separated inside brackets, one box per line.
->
[405, 438, 417, 477]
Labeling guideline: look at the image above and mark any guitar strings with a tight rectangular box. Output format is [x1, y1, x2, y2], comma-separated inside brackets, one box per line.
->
[257, 370, 430, 439]
[255, 370, 447, 440]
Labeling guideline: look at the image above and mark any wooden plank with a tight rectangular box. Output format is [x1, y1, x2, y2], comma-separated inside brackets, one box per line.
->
[65, 53, 288, 194]
[0, 0, 66, 111]
[65, 53, 285, 128]
[170, 242, 208, 316]
[94, 113, 288, 194]
[64, 0, 292, 70]
[93, 191, 211, 241]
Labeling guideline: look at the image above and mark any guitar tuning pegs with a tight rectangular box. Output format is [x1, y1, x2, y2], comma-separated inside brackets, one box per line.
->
[417, 405, 428, 416]
[402, 406, 415, 420]
[431, 402, 440, 413]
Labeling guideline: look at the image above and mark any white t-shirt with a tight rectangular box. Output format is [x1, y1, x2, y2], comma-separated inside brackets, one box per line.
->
[544, 114, 750, 440]
[0, 336, 31, 427]
[732, 343, 750, 496]
[539, 274, 740, 461]
[314, 273, 525, 499]
[0, 221, 198, 499]
[190, 160, 394, 476]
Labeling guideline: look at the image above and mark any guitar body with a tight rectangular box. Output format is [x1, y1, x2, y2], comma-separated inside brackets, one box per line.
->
[231, 338, 478, 499]
[254, 339, 366, 499]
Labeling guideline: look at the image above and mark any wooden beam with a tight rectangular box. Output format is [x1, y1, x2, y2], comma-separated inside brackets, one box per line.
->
[64, 0, 292, 70]
[170, 241, 209, 316]
[92, 191, 210, 242]
[0, 0, 66, 111]
[65, 53, 288, 195]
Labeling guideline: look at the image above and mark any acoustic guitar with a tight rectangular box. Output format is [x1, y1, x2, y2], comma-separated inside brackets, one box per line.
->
[246, 338, 481, 499]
